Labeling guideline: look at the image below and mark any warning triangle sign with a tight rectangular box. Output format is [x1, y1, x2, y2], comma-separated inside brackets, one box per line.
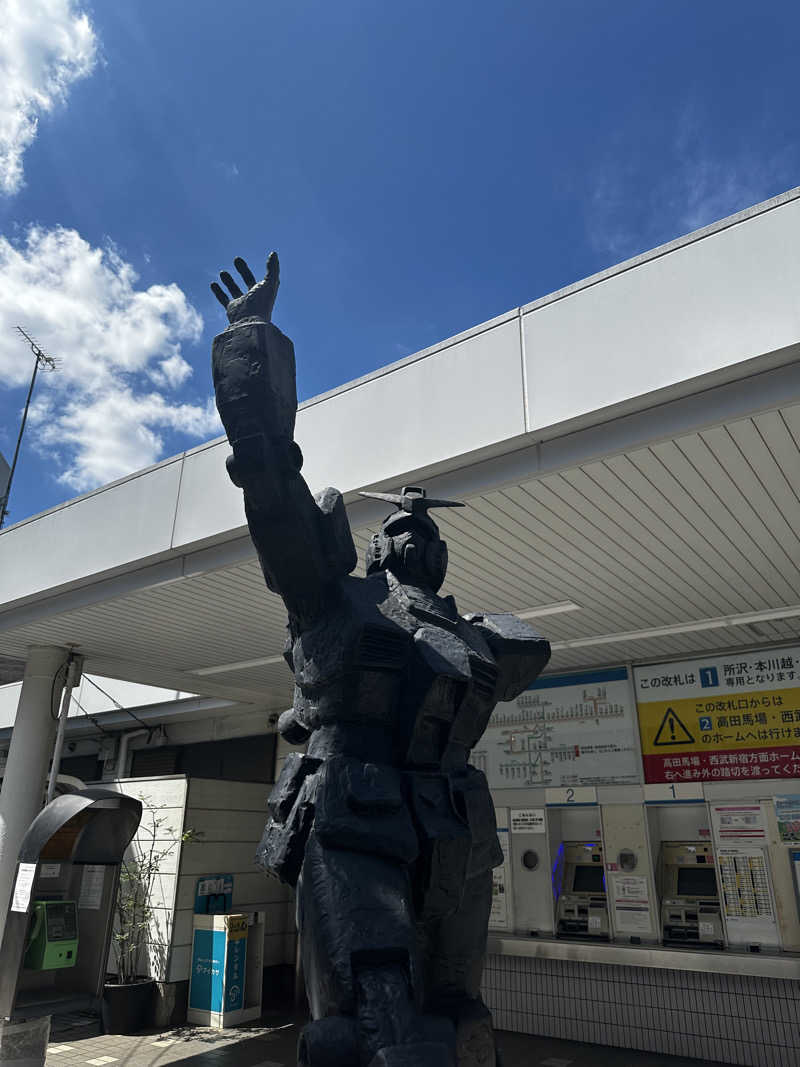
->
[653, 707, 694, 746]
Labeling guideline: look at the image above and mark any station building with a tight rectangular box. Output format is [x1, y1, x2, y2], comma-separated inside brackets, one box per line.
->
[2, 188, 800, 1065]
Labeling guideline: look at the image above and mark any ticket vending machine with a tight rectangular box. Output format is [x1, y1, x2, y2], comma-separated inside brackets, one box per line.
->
[645, 795, 722, 947]
[0, 786, 141, 1022]
[549, 799, 609, 939]
[658, 841, 724, 946]
[554, 842, 609, 938]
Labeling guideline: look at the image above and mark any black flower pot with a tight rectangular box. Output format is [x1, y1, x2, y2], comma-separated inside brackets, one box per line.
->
[101, 978, 155, 1034]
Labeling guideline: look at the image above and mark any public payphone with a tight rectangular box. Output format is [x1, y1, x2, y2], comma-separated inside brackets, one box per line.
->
[23, 900, 79, 971]
[0, 786, 141, 1021]
[658, 841, 723, 946]
[554, 842, 609, 938]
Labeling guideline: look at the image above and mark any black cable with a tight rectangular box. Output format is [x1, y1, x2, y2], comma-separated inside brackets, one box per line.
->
[83, 675, 150, 730]
[49, 661, 68, 721]
[69, 693, 113, 737]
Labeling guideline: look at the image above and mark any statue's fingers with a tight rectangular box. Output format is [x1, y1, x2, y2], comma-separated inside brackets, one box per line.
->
[210, 282, 230, 308]
[264, 250, 280, 301]
[234, 257, 257, 290]
[220, 271, 243, 299]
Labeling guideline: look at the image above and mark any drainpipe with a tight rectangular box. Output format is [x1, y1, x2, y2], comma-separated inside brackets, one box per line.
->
[116, 729, 150, 779]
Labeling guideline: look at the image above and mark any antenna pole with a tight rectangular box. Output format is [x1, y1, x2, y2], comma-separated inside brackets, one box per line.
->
[0, 327, 59, 530]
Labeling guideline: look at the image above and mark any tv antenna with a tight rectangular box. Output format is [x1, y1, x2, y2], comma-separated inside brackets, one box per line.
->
[0, 327, 60, 530]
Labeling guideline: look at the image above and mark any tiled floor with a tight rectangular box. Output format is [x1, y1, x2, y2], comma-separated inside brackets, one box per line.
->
[43, 1013, 727, 1067]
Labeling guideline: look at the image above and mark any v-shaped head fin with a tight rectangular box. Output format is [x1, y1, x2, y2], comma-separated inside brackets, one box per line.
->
[359, 485, 465, 515]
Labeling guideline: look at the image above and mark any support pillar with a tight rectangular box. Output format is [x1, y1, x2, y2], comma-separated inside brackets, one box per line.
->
[0, 645, 69, 943]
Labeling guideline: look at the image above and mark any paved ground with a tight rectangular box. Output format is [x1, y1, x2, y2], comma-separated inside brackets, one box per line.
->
[44, 1013, 724, 1067]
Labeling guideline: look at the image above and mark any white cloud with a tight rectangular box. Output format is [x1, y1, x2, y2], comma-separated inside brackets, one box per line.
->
[585, 104, 796, 262]
[0, 225, 221, 492]
[0, 0, 98, 195]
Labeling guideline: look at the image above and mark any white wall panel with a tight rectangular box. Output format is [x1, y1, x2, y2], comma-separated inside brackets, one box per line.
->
[524, 197, 800, 432]
[296, 317, 525, 494]
[171, 440, 246, 549]
[187, 778, 268, 811]
[0, 458, 183, 604]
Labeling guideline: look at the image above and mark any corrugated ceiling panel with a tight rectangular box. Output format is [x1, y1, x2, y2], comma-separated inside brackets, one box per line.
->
[492, 484, 682, 625]
[669, 433, 800, 601]
[612, 445, 772, 609]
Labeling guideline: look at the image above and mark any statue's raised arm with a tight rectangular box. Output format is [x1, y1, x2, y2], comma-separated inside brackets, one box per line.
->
[210, 253, 356, 623]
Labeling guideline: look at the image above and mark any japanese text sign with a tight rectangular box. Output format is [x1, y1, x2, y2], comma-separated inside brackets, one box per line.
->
[635, 647, 800, 784]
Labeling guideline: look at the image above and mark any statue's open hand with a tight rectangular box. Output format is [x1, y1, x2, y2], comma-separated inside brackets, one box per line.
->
[211, 251, 280, 325]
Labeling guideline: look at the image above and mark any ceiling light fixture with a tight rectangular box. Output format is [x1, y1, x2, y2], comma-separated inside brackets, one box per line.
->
[190, 653, 285, 676]
[551, 604, 800, 652]
[516, 601, 581, 620]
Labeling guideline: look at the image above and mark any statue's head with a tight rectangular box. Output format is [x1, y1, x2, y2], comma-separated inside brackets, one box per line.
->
[360, 486, 464, 593]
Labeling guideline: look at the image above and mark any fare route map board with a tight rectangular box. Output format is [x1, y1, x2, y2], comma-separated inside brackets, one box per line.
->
[635, 646, 800, 784]
[475, 667, 641, 790]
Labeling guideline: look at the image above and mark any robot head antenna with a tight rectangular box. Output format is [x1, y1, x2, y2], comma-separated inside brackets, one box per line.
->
[359, 485, 464, 516]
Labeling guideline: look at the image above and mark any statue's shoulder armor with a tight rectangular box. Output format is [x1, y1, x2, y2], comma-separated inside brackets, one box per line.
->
[313, 486, 357, 580]
[463, 612, 551, 702]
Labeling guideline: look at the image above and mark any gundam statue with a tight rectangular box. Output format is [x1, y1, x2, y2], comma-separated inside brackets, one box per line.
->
[211, 252, 550, 1067]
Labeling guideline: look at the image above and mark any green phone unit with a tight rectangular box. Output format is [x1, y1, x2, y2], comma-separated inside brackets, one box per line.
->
[24, 900, 79, 970]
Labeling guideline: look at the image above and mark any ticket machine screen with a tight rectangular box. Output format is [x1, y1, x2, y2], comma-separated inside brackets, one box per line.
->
[573, 864, 605, 894]
[676, 865, 717, 899]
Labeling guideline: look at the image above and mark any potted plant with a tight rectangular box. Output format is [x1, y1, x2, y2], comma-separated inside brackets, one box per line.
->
[102, 806, 196, 1034]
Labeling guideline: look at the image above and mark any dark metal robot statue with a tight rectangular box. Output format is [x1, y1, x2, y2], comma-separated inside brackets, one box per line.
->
[210, 253, 551, 1067]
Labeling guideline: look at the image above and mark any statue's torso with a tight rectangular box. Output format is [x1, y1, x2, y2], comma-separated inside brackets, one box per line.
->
[287, 571, 498, 771]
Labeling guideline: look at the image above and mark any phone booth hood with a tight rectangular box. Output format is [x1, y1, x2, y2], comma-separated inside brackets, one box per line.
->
[0, 786, 142, 1020]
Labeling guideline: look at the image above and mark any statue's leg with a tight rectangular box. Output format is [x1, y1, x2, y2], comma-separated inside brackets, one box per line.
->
[296, 832, 455, 1067]
[422, 868, 499, 1067]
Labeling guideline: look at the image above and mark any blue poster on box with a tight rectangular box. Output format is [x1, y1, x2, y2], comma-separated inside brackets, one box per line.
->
[189, 929, 225, 1011]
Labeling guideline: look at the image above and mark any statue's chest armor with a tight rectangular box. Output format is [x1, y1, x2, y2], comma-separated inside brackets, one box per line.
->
[290, 574, 498, 757]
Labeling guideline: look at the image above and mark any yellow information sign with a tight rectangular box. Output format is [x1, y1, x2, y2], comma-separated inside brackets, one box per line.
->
[225, 914, 248, 940]
[634, 649, 800, 784]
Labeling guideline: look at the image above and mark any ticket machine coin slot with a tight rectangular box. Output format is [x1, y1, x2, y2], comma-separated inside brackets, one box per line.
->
[555, 842, 609, 939]
[659, 841, 723, 947]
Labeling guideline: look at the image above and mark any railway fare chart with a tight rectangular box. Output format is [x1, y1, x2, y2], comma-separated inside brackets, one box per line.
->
[475, 667, 641, 789]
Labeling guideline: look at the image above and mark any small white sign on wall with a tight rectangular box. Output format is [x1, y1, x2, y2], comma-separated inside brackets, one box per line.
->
[78, 864, 105, 910]
[510, 808, 546, 834]
[10, 863, 36, 913]
[489, 809, 512, 931]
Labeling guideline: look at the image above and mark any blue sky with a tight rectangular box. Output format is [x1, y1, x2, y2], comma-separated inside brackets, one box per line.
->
[1, 0, 799, 524]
